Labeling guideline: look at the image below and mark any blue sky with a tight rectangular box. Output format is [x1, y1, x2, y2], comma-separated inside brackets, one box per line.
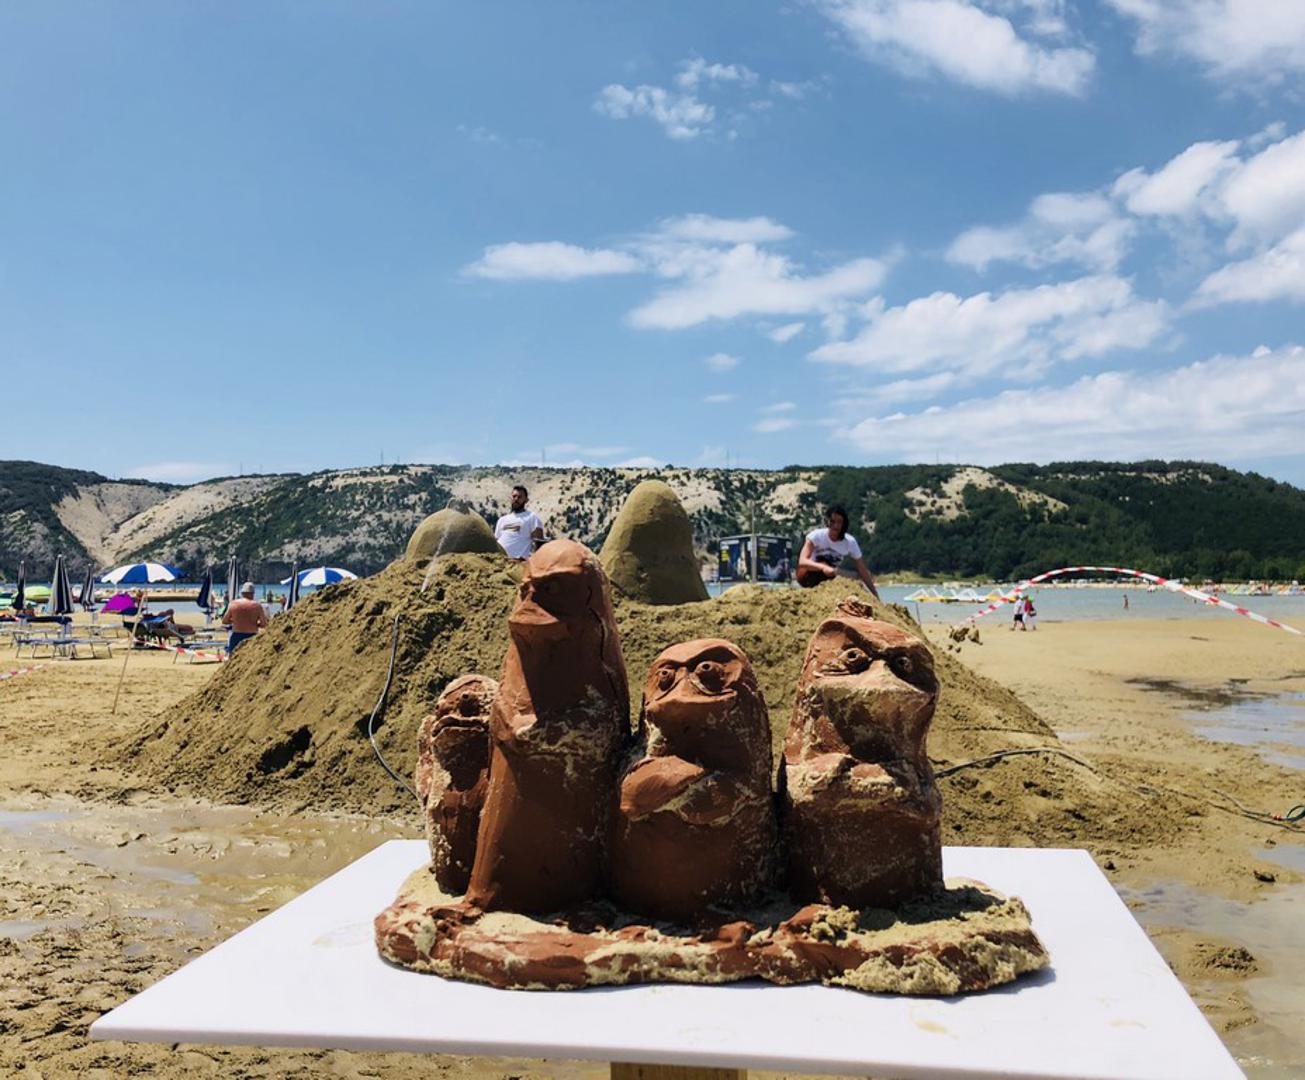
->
[3, 1, 1304, 484]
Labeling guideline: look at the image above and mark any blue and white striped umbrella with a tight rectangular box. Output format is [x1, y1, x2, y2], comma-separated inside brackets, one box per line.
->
[280, 566, 357, 588]
[101, 562, 184, 585]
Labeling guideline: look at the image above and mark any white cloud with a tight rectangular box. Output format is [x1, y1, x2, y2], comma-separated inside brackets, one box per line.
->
[616, 455, 668, 468]
[754, 416, 799, 433]
[593, 82, 714, 140]
[947, 191, 1134, 272]
[595, 57, 808, 140]
[1112, 140, 1242, 217]
[811, 275, 1169, 379]
[1196, 227, 1305, 306]
[656, 214, 794, 244]
[455, 124, 504, 147]
[705, 352, 741, 372]
[464, 241, 641, 281]
[1219, 130, 1305, 246]
[1107, 0, 1305, 85]
[703, 393, 737, 404]
[130, 461, 236, 483]
[676, 58, 759, 91]
[760, 401, 798, 414]
[841, 344, 1305, 463]
[817, 0, 1094, 96]
[767, 321, 806, 343]
[630, 244, 887, 330]
[466, 214, 891, 334]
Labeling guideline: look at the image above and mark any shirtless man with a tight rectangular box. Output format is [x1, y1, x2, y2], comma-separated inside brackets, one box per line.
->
[796, 506, 879, 598]
[222, 581, 268, 652]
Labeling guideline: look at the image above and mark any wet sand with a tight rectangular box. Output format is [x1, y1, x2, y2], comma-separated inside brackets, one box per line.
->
[932, 616, 1305, 1078]
[2, 617, 1303, 1077]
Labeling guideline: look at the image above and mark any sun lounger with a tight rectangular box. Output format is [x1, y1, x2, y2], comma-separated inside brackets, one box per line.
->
[171, 639, 227, 663]
[15, 635, 111, 660]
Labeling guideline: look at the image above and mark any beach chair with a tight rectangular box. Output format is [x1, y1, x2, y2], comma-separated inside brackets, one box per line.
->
[171, 638, 227, 664]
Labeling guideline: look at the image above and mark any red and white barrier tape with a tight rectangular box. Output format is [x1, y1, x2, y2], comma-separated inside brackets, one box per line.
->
[958, 566, 1303, 636]
[1, 664, 46, 682]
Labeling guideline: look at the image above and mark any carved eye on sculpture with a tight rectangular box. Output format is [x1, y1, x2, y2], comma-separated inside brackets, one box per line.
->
[889, 653, 914, 680]
[825, 646, 871, 675]
[692, 659, 727, 693]
[655, 665, 678, 693]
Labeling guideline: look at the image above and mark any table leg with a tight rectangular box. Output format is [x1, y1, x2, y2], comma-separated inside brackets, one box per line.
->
[610, 1065, 746, 1080]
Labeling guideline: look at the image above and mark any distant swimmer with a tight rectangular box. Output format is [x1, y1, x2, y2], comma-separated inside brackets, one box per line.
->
[222, 581, 268, 653]
[494, 484, 545, 562]
[796, 505, 880, 598]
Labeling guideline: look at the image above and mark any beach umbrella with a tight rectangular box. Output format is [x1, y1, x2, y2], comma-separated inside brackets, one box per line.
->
[100, 561, 184, 585]
[13, 561, 24, 614]
[77, 565, 98, 609]
[102, 592, 137, 615]
[284, 561, 301, 611]
[225, 555, 240, 612]
[195, 567, 213, 613]
[283, 566, 358, 588]
[47, 554, 75, 627]
[195, 566, 214, 625]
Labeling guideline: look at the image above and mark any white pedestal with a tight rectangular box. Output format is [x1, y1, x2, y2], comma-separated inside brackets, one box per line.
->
[90, 841, 1243, 1080]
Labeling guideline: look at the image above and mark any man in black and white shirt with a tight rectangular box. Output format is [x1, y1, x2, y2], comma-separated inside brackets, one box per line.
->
[796, 505, 879, 597]
[494, 484, 545, 561]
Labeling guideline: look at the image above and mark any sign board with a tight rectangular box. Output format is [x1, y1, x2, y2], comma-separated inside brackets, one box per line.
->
[718, 535, 792, 583]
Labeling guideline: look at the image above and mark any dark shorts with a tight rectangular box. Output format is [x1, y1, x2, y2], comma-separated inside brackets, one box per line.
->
[228, 631, 256, 652]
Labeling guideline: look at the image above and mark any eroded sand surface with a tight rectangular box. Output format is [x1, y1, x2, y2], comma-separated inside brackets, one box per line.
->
[934, 616, 1305, 1078]
[1, 616, 1303, 1077]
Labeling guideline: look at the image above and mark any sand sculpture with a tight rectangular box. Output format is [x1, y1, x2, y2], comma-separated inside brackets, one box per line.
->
[465, 539, 629, 913]
[611, 639, 775, 921]
[784, 601, 943, 908]
[416, 674, 497, 893]
[599, 479, 709, 605]
[405, 507, 501, 562]
[376, 546, 1047, 994]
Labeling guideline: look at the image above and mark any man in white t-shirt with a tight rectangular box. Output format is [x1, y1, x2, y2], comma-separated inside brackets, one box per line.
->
[796, 505, 879, 597]
[494, 485, 545, 561]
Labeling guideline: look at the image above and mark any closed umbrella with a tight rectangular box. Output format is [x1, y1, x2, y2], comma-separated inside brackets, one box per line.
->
[48, 554, 75, 634]
[101, 562, 184, 585]
[78, 566, 98, 610]
[196, 567, 214, 626]
[284, 561, 301, 611]
[225, 555, 240, 614]
[13, 561, 25, 618]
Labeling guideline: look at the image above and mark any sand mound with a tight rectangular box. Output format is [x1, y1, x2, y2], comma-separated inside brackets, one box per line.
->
[118, 559, 1185, 859]
[600, 479, 708, 604]
[405, 508, 500, 562]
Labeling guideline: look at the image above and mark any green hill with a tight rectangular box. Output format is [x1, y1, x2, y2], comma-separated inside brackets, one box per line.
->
[3, 458, 1304, 582]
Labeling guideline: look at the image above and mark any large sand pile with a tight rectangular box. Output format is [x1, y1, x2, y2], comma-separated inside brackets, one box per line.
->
[120, 555, 1184, 853]
[599, 479, 709, 604]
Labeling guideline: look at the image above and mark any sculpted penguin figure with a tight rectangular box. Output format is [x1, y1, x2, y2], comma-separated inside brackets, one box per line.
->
[415, 674, 497, 894]
[465, 540, 630, 913]
[783, 598, 943, 908]
[611, 639, 775, 922]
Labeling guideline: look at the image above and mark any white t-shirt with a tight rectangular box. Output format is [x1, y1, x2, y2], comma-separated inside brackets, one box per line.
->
[494, 510, 543, 560]
[806, 527, 862, 568]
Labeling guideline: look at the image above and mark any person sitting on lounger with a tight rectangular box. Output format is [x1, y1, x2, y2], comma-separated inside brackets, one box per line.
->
[133, 609, 195, 643]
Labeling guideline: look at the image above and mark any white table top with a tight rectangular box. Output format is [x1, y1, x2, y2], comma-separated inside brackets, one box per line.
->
[91, 840, 1244, 1079]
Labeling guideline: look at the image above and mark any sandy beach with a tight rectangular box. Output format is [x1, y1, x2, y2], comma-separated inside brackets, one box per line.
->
[2, 613, 1303, 1077]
